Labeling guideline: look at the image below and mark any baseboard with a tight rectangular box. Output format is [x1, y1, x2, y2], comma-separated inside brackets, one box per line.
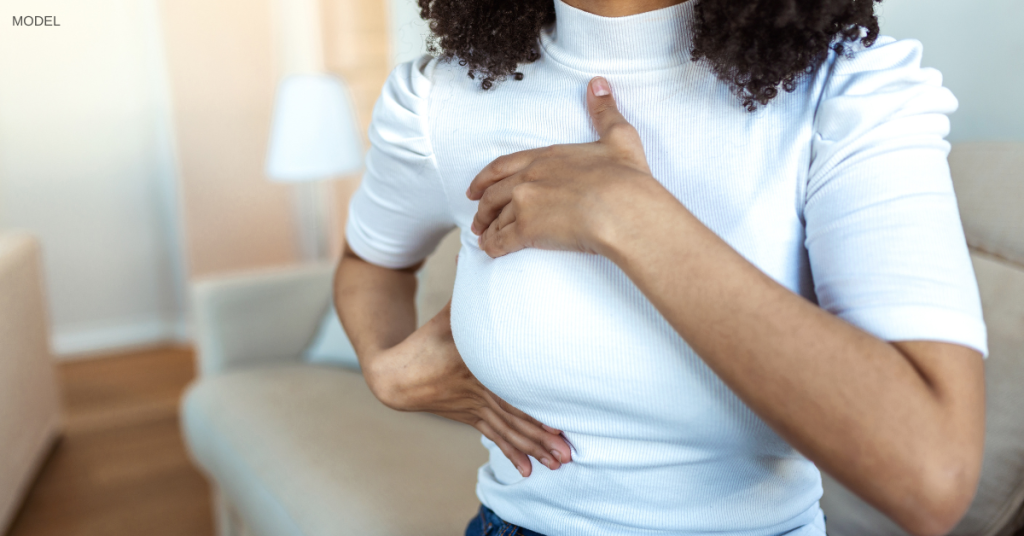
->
[52, 316, 191, 358]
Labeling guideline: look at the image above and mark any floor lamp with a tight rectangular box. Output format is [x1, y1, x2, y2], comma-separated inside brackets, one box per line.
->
[265, 74, 363, 261]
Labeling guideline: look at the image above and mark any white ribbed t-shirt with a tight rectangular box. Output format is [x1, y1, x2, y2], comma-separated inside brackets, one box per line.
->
[345, 1, 987, 534]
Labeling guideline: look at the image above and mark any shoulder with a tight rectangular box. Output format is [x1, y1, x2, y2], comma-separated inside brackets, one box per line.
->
[812, 35, 958, 142]
[378, 54, 439, 118]
[371, 55, 442, 156]
[372, 54, 477, 142]
[381, 54, 438, 106]
[378, 53, 478, 112]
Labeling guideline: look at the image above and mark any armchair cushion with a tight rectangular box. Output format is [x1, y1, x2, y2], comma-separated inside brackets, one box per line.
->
[303, 305, 360, 370]
[181, 365, 487, 536]
[301, 228, 462, 371]
[949, 143, 1024, 266]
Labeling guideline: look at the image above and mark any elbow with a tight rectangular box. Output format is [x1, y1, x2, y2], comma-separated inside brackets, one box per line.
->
[900, 496, 969, 536]
[361, 355, 409, 412]
[893, 457, 980, 536]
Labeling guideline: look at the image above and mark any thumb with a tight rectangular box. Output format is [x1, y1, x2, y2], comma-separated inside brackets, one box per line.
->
[587, 76, 629, 139]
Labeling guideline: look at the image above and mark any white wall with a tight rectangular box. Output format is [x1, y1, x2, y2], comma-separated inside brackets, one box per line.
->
[0, 0, 187, 357]
[388, 0, 429, 66]
[878, 0, 1024, 142]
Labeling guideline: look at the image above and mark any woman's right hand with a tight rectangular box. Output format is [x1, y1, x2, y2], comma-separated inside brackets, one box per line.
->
[363, 299, 572, 477]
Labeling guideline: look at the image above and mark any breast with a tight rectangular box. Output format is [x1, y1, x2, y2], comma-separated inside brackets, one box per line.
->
[449, 234, 786, 452]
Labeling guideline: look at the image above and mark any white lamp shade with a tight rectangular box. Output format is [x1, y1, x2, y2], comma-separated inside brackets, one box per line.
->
[266, 74, 364, 182]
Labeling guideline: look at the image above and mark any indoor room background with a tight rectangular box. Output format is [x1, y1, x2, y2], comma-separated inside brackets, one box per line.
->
[0, 0, 1020, 358]
[0, 0, 430, 355]
[0, 0, 1022, 534]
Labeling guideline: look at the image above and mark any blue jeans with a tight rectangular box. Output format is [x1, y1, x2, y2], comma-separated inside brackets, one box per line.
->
[465, 504, 827, 535]
[465, 504, 547, 536]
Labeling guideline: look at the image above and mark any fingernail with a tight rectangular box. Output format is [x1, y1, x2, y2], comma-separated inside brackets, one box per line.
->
[541, 457, 552, 468]
[517, 465, 527, 477]
[592, 77, 610, 97]
[551, 450, 562, 463]
[470, 222, 477, 234]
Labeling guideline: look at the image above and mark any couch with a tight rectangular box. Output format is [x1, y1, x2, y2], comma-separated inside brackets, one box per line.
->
[181, 143, 1024, 536]
[0, 232, 63, 534]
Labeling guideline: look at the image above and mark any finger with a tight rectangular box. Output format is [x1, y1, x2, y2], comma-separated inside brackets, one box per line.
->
[586, 76, 630, 140]
[485, 391, 565, 441]
[479, 406, 561, 471]
[494, 199, 517, 231]
[494, 399, 572, 463]
[492, 398, 563, 436]
[467, 149, 543, 201]
[479, 220, 527, 258]
[542, 424, 563, 435]
[475, 420, 533, 477]
[470, 173, 525, 235]
[502, 411, 571, 466]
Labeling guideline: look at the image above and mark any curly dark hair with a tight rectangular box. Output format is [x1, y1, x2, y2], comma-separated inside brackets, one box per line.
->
[417, 0, 881, 110]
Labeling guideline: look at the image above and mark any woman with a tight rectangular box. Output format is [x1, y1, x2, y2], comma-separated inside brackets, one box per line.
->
[334, 0, 987, 535]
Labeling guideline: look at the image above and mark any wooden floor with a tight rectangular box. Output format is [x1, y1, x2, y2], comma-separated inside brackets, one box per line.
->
[6, 347, 214, 536]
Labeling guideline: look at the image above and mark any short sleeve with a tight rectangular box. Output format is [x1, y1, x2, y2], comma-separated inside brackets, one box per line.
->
[806, 37, 988, 356]
[345, 55, 456, 269]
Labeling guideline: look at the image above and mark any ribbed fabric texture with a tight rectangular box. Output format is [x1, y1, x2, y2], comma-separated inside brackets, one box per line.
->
[345, 1, 987, 534]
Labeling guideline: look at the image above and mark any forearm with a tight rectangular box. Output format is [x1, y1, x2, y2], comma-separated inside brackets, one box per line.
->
[334, 244, 573, 470]
[600, 187, 983, 534]
[333, 244, 422, 397]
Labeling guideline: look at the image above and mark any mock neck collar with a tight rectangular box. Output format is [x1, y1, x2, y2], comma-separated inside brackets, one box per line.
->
[539, 0, 694, 73]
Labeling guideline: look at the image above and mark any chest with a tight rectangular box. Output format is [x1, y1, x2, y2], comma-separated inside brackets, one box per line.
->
[429, 60, 818, 290]
[434, 62, 821, 438]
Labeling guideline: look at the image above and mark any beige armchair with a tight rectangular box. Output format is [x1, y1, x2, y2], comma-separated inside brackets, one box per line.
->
[181, 232, 485, 536]
[0, 232, 63, 534]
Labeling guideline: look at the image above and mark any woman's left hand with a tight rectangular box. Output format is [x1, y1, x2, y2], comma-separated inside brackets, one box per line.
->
[467, 76, 675, 259]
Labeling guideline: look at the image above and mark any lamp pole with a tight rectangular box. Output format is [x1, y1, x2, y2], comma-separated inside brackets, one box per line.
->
[266, 0, 363, 262]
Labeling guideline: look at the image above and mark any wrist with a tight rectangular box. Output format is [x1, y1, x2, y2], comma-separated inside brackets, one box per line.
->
[592, 175, 686, 265]
[363, 317, 459, 413]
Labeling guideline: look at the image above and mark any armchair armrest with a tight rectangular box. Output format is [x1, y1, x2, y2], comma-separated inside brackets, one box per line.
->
[191, 263, 334, 375]
[0, 232, 62, 533]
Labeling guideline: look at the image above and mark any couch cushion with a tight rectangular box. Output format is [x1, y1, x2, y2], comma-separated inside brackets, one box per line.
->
[181, 365, 488, 536]
[303, 305, 360, 370]
[821, 251, 1024, 536]
[415, 228, 461, 326]
[301, 229, 463, 371]
[949, 143, 1024, 266]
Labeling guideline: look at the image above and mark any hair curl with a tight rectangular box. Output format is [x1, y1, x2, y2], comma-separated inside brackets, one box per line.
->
[417, 0, 880, 109]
